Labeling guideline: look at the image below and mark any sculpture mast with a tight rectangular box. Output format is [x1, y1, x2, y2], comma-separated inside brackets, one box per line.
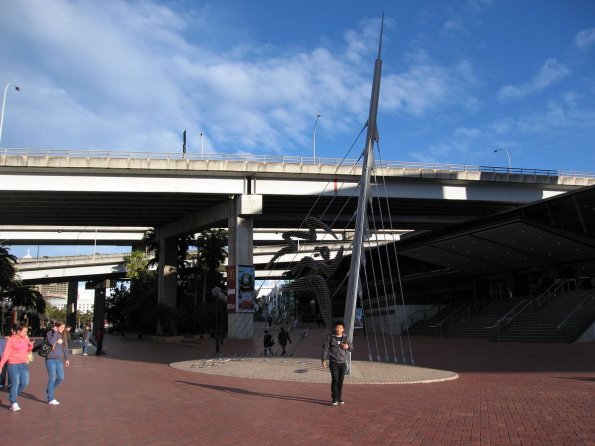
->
[343, 15, 384, 345]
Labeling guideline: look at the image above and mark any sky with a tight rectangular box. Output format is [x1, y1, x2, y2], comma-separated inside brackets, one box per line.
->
[1, 0, 595, 259]
[1, 0, 594, 170]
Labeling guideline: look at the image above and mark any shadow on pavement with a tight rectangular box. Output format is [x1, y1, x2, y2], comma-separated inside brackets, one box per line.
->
[176, 380, 330, 406]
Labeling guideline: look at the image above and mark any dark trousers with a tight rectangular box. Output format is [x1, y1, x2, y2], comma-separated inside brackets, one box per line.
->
[95, 341, 103, 355]
[329, 361, 347, 402]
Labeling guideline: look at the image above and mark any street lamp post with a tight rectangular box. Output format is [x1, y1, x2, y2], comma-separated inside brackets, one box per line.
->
[313, 113, 321, 161]
[0, 83, 21, 145]
[493, 149, 512, 169]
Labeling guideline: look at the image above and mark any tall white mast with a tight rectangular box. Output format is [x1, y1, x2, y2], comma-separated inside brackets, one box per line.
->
[343, 15, 384, 345]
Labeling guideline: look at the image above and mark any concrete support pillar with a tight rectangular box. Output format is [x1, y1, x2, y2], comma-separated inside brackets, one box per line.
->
[157, 237, 177, 334]
[92, 287, 106, 336]
[227, 195, 261, 339]
[66, 281, 78, 328]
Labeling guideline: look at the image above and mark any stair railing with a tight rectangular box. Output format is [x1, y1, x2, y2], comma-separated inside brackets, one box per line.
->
[488, 278, 570, 339]
[429, 305, 466, 337]
[557, 294, 595, 329]
[485, 299, 530, 339]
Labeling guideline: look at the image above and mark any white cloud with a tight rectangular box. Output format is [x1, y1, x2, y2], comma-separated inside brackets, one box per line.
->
[574, 28, 595, 49]
[0, 1, 483, 155]
[382, 58, 478, 116]
[443, 0, 494, 32]
[497, 59, 570, 102]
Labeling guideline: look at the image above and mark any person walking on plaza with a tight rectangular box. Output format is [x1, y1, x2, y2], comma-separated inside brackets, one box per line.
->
[263, 330, 274, 356]
[81, 325, 90, 356]
[277, 326, 292, 356]
[0, 328, 9, 391]
[0, 324, 34, 411]
[321, 321, 353, 406]
[45, 322, 70, 405]
[95, 327, 105, 355]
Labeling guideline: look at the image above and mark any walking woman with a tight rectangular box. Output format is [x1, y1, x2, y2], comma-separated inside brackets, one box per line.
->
[0, 324, 34, 411]
[45, 322, 70, 405]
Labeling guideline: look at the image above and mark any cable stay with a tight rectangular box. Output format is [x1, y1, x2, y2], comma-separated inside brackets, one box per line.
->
[259, 14, 415, 368]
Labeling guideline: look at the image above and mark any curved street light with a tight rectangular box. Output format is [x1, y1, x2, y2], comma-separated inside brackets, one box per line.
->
[493, 148, 512, 169]
[0, 83, 21, 145]
[313, 113, 322, 161]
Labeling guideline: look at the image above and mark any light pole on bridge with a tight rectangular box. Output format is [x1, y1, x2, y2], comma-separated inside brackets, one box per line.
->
[313, 113, 321, 161]
[0, 83, 21, 146]
[493, 148, 512, 169]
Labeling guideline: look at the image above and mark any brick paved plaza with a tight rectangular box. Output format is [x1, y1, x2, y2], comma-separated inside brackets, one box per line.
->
[1, 333, 594, 445]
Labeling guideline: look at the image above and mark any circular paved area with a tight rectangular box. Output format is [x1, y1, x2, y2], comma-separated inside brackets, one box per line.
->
[170, 356, 459, 384]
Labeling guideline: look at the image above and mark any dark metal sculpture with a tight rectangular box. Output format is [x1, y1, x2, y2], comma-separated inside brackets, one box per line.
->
[267, 217, 343, 328]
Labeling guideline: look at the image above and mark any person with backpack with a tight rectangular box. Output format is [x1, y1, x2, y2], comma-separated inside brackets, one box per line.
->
[321, 321, 353, 406]
[0, 324, 34, 411]
[277, 327, 292, 356]
[263, 330, 274, 356]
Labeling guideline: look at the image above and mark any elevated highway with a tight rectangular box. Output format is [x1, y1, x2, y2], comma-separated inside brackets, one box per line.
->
[3, 149, 593, 338]
[1, 149, 593, 233]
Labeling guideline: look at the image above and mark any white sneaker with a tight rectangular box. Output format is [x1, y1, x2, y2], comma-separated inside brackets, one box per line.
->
[48, 399, 60, 405]
[82, 353, 88, 356]
[11, 403, 21, 411]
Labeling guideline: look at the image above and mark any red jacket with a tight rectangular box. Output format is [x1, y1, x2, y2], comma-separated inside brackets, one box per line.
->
[0, 334, 33, 368]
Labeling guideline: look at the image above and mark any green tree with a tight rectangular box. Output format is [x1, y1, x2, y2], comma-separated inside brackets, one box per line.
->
[0, 245, 46, 331]
[0, 245, 18, 294]
[195, 228, 228, 306]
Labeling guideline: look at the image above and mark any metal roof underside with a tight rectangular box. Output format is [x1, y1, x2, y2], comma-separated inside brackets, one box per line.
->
[397, 185, 595, 276]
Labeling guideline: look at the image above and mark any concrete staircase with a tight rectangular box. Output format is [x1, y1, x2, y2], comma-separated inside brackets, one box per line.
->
[406, 304, 460, 336]
[443, 299, 524, 338]
[497, 290, 595, 342]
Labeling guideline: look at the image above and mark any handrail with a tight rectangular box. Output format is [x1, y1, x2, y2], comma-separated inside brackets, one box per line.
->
[489, 279, 570, 337]
[484, 300, 530, 330]
[408, 306, 444, 326]
[1, 148, 594, 178]
[557, 294, 595, 329]
[429, 305, 470, 337]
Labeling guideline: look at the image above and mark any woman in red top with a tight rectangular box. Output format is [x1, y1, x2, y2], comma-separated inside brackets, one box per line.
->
[0, 324, 33, 412]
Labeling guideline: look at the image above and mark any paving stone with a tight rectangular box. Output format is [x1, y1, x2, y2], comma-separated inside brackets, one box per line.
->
[1, 334, 593, 446]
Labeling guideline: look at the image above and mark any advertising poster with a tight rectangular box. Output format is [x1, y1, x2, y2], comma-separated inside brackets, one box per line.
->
[226, 264, 236, 313]
[236, 264, 255, 312]
[355, 308, 364, 329]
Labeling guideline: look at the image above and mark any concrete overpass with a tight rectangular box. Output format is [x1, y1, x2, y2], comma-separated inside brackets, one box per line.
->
[2, 149, 593, 338]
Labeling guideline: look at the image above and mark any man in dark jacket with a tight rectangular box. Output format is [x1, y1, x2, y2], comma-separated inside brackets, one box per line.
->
[321, 321, 353, 406]
[263, 330, 274, 356]
[277, 327, 292, 356]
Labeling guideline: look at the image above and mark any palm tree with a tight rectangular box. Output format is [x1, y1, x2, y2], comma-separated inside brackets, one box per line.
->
[0, 245, 45, 330]
[195, 229, 228, 306]
[124, 250, 150, 280]
[0, 245, 18, 291]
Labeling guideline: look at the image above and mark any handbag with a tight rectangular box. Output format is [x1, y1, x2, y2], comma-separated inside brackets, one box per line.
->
[38, 341, 53, 358]
[27, 351, 35, 363]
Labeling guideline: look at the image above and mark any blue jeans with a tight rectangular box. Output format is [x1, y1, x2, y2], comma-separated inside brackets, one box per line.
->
[82, 340, 89, 354]
[7, 363, 29, 405]
[45, 359, 64, 401]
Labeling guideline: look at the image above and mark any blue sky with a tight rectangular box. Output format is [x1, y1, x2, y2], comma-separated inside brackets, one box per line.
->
[0, 0, 593, 174]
